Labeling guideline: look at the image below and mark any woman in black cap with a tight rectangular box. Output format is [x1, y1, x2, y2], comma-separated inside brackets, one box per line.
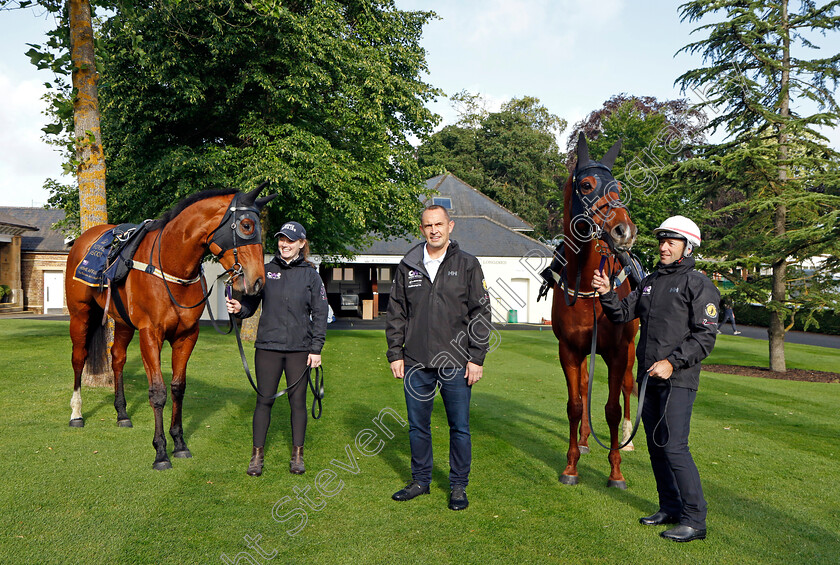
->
[226, 221, 329, 476]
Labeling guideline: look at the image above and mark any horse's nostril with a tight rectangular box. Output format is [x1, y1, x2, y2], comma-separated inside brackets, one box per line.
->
[252, 277, 263, 295]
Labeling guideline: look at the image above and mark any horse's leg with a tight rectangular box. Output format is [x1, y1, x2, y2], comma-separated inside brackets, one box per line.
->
[578, 357, 591, 454]
[169, 330, 199, 459]
[605, 350, 629, 489]
[138, 327, 171, 470]
[620, 359, 635, 451]
[559, 345, 584, 485]
[68, 312, 89, 427]
[112, 323, 135, 427]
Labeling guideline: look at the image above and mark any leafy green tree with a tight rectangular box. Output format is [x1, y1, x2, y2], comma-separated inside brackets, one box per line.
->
[675, 0, 840, 371]
[566, 94, 707, 269]
[418, 93, 567, 236]
[28, 0, 440, 255]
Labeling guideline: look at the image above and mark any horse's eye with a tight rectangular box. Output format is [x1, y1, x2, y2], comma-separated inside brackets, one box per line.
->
[239, 218, 255, 236]
[580, 179, 596, 195]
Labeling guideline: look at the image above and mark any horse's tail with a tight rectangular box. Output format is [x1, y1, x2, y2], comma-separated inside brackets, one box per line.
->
[84, 320, 110, 374]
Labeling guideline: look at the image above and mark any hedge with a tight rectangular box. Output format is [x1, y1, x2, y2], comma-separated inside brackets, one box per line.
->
[731, 303, 840, 335]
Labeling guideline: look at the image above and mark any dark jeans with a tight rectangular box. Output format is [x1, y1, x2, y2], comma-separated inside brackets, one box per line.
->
[722, 309, 737, 331]
[642, 383, 707, 529]
[403, 366, 472, 487]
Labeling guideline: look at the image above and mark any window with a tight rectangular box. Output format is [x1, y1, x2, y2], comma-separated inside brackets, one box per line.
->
[432, 197, 452, 209]
[332, 267, 355, 281]
[376, 267, 391, 281]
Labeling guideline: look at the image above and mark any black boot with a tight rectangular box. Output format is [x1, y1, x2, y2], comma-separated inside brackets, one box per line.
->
[247, 446, 264, 477]
[290, 445, 305, 474]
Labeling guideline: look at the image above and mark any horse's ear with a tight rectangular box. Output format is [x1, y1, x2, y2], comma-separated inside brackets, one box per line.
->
[576, 132, 590, 169]
[255, 194, 277, 209]
[601, 139, 623, 169]
[241, 181, 271, 206]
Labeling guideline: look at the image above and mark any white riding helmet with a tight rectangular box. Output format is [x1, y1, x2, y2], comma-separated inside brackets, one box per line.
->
[653, 215, 701, 255]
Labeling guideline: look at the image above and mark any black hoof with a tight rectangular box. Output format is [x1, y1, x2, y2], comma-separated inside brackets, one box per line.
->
[607, 480, 627, 489]
[152, 460, 172, 471]
[579, 445, 590, 455]
[173, 449, 192, 459]
[559, 474, 579, 485]
[69, 418, 85, 428]
[117, 419, 133, 428]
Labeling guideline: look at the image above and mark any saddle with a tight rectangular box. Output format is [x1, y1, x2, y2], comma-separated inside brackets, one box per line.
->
[537, 241, 646, 302]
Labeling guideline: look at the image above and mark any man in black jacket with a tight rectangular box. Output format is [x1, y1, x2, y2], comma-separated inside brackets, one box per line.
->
[386, 205, 492, 511]
[593, 215, 719, 542]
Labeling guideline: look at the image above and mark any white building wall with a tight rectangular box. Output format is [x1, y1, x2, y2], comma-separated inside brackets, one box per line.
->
[477, 256, 553, 325]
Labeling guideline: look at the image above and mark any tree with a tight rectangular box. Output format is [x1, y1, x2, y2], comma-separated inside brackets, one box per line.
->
[418, 93, 567, 236]
[676, 0, 840, 371]
[566, 94, 707, 269]
[89, 0, 437, 256]
[5, 0, 114, 385]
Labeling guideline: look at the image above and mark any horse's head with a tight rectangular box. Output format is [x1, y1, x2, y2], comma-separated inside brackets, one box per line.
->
[567, 132, 636, 253]
[208, 182, 277, 295]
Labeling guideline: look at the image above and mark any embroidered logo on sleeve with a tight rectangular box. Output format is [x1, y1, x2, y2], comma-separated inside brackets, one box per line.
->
[705, 303, 718, 318]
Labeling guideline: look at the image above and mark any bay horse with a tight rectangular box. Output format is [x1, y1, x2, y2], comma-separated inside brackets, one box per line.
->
[65, 183, 276, 470]
[552, 133, 640, 488]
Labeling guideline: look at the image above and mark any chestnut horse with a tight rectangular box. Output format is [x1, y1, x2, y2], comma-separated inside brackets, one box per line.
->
[65, 184, 275, 470]
[552, 134, 640, 488]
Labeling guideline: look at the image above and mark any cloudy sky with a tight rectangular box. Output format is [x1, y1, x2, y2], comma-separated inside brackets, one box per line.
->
[1, 1, 838, 207]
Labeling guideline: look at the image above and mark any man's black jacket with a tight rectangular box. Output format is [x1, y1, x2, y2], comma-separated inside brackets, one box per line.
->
[599, 255, 719, 390]
[237, 254, 328, 354]
[386, 240, 491, 368]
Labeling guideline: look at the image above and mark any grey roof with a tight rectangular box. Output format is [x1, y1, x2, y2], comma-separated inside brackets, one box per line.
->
[0, 207, 69, 253]
[424, 174, 533, 231]
[350, 216, 551, 258]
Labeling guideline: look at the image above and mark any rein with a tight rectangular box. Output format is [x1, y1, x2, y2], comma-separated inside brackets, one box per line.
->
[585, 254, 648, 451]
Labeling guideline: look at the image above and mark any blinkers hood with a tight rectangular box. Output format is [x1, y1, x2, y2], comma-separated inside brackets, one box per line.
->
[570, 133, 624, 224]
[208, 181, 276, 258]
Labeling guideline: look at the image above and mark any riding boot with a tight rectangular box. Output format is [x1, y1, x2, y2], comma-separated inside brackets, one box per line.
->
[290, 445, 305, 475]
[247, 446, 264, 477]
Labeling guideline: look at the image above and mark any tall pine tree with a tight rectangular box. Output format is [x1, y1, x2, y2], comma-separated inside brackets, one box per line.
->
[675, 0, 840, 371]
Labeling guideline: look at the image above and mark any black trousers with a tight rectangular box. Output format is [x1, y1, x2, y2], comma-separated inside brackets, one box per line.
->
[253, 349, 309, 448]
[642, 383, 707, 529]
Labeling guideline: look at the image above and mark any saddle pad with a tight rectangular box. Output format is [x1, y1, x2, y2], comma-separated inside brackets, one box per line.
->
[73, 230, 114, 287]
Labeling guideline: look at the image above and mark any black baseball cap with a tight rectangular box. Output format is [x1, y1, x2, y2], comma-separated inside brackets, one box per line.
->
[273, 221, 306, 241]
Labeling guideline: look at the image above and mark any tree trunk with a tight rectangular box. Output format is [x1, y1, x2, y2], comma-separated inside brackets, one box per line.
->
[769, 0, 791, 374]
[71, 0, 113, 387]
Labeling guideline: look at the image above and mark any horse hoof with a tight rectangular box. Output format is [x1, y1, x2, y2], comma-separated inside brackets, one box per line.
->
[152, 460, 172, 471]
[118, 419, 133, 428]
[579, 445, 590, 455]
[69, 418, 85, 428]
[173, 449, 192, 459]
[559, 474, 579, 485]
[620, 443, 634, 452]
[607, 480, 627, 490]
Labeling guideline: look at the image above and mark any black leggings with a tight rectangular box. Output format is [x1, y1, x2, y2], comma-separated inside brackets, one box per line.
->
[253, 349, 309, 448]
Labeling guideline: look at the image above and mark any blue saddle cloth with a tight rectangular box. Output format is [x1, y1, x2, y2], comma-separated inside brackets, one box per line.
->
[73, 223, 148, 288]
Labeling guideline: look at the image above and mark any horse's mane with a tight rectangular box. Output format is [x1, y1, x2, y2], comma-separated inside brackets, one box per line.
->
[146, 188, 239, 231]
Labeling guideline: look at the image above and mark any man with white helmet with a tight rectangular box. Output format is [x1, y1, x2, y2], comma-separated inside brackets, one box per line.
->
[592, 215, 719, 543]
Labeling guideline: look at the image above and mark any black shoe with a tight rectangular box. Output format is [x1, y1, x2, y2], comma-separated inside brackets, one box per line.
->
[448, 485, 468, 511]
[392, 480, 430, 501]
[661, 524, 706, 542]
[639, 510, 679, 526]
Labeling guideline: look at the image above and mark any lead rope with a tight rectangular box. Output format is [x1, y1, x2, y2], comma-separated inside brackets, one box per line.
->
[586, 254, 648, 451]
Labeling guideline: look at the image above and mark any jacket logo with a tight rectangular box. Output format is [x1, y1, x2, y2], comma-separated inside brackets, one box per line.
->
[642, 285, 652, 295]
[408, 269, 422, 279]
[705, 303, 718, 317]
[669, 287, 680, 293]
[268, 272, 281, 279]
[448, 270, 458, 276]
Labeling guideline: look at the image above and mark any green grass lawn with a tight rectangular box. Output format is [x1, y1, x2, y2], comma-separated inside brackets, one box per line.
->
[1, 320, 838, 564]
